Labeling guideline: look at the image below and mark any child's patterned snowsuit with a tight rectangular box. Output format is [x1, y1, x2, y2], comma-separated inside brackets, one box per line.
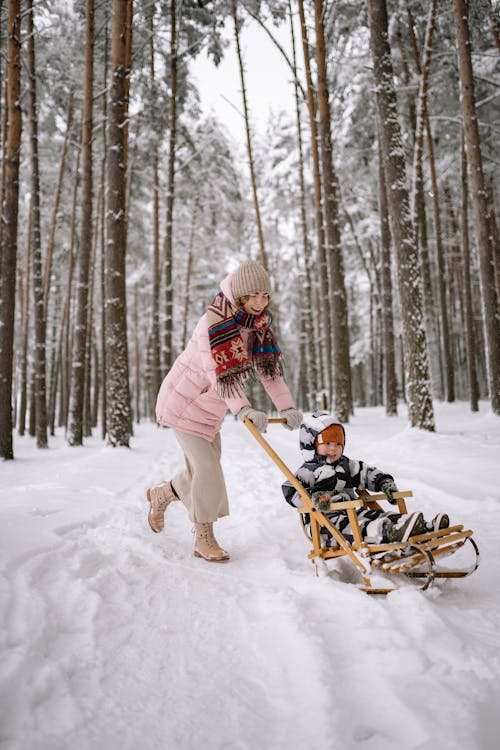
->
[281, 412, 407, 546]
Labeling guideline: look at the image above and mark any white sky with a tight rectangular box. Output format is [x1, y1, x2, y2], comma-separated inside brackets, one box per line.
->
[190, 16, 299, 146]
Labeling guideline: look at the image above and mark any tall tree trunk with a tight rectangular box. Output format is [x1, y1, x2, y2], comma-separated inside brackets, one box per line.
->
[367, 0, 434, 431]
[289, 0, 318, 409]
[26, 0, 48, 448]
[18, 206, 32, 436]
[313, 0, 351, 422]
[0, 1, 5, 259]
[83, 207, 99, 437]
[105, 0, 132, 446]
[68, 0, 94, 445]
[410, 0, 454, 401]
[377, 139, 398, 416]
[163, 0, 178, 371]
[60, 144, 81, 429]
[100, 9, 109, 440]
[407, 2, 443, 399]
[43, 92, 73, 309]
[297, 0, 330, 398]
[231, 0, 268, 269]
[454, 0, 500, 415]
[148, 1, 162, 402]
[133, 283, 140, 423]
[462, 136, 480, 411]
[486, 179, 500, 304]
[0, 0, 22, 460]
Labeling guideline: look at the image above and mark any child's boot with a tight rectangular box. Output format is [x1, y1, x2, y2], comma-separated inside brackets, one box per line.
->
[146, 481, 177, 533]
[427, 513, 450, 532]
[387, 512, 426, 543]
[193, 522, 230, 562]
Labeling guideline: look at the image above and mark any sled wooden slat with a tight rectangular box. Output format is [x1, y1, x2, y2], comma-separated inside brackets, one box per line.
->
[242, 418, 480, 593]
[295, 499, 363, 512]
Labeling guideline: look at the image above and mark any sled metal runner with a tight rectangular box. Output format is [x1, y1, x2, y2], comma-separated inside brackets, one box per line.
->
[243, 417, 480, 594]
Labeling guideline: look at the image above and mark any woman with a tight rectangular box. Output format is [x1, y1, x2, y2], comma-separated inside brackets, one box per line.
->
[147, 260, 302, 562]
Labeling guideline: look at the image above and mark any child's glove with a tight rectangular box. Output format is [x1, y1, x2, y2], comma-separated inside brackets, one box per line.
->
[279, 408, 303, 430]
[380, 477, 399, 504]
[311, 491, 333, 511]
[238, 406, 268, 433]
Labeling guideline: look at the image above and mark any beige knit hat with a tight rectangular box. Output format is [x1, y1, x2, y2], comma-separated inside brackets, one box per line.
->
[231, 260, 271, 299]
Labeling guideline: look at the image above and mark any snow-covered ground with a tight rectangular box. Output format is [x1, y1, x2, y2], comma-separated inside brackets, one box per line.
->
[1, 401, 499, 750]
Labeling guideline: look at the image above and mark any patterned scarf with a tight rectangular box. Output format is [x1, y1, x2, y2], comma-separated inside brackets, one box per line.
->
[207, 292, 283, 397]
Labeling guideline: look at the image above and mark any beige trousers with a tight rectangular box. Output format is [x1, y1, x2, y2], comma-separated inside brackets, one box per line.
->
[171, 430, 229, 523]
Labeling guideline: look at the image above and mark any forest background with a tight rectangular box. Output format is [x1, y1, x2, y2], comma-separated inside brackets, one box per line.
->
[0, 0, 498, 460]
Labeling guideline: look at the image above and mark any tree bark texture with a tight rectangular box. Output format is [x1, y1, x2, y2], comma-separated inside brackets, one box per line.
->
[148, 2, 162, 403]
[314, 0, 351, 421]
[290, 0, 318, 407]
[367, 0, 435, 431]
[460, 133, 479, 412]
[0, 0, 22, 460]
[454, 0, 500, 415]
[26, 0, 48, 448]
[105, 0, 132, 446]
[377, 139, 398, 415]
[163, 0, 178, 371]
[68, 0, 94, 445]
[297, 0, 330, 397]
[407, 1, 444, 400]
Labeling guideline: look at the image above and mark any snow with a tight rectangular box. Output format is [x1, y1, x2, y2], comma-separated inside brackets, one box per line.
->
[1, 401, 499, 750]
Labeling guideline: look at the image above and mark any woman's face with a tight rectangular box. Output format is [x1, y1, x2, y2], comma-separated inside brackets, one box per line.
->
[242, 292, 270, 315]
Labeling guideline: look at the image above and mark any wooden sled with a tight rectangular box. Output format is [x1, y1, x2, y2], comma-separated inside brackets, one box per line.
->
[243, 416, 480, 594]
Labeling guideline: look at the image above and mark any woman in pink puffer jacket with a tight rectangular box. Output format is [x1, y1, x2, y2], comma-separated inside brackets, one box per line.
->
[147, 260, 302, 562]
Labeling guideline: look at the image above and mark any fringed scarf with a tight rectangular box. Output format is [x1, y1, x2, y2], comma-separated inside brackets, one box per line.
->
[207, 292, 283, 397]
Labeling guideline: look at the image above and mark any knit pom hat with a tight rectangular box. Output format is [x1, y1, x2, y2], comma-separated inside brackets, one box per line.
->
[231, 260, 271, 299]
[316, 423, 345, 447]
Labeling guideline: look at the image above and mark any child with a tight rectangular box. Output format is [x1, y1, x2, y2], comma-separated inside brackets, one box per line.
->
[282, 412, 449, 546]
[148, 260, 302, 562]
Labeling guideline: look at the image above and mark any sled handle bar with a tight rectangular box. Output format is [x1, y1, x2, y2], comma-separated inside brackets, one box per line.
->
[241, 416, 297, 488]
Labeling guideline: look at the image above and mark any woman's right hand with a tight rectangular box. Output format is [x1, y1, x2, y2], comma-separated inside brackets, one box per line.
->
[238, 406, 268, 433]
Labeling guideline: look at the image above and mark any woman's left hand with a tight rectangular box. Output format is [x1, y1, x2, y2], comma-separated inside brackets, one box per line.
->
[280, 408, 303, 430]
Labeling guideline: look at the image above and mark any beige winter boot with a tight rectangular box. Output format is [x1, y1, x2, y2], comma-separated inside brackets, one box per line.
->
[146, 481, 178, 533]
[193, 522, 230, 562]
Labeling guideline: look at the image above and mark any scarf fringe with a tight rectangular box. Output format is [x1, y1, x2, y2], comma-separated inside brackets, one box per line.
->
[215, 358, 284, 399]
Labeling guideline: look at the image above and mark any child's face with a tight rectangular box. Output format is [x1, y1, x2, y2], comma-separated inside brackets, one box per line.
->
[243, 292, 270, 315]
[316, 441, 343, 461]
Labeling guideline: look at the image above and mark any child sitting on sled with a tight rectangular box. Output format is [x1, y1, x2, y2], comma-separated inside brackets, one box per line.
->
[282, 412, 450, 546]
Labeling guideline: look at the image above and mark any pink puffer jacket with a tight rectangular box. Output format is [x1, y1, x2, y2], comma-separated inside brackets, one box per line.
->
[155, 273, 295, 441]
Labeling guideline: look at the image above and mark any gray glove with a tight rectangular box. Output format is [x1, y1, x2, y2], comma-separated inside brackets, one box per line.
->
[279, 408, 303, 430]
[239, 406, 268, 433]
[380, 477, 399, 505]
